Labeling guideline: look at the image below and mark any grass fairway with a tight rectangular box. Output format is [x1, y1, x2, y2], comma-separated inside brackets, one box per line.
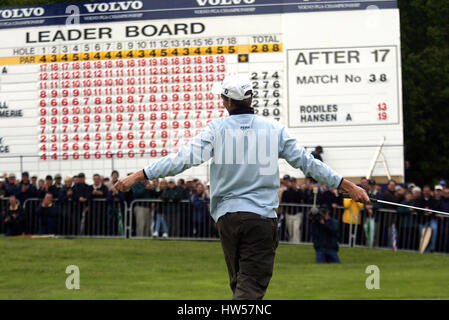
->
[1, 237, 448, 299]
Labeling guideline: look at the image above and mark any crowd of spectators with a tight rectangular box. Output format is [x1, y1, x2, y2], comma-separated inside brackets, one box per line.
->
[277, 174, 449, 252]
[1, 170, 449, 253]
[0, 171, 215, 238]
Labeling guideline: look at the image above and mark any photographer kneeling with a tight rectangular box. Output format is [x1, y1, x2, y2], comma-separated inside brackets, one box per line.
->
[310, 207, 340, 263]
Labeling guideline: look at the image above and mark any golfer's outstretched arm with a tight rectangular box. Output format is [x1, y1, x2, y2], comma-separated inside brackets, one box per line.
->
[114, 125, 215, 191]
[278, 126, 369, 203]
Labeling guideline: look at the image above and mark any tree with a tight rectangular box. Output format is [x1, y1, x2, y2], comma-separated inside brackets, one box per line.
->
[399, 0, 449, 185]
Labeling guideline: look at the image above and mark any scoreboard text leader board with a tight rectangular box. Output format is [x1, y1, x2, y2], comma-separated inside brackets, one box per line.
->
[0, 0, 403, 182]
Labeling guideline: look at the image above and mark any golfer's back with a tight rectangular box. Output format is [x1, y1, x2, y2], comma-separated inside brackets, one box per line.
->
[208, 113, 281, 222]
[143, 113, 342, 222]
[208, 113, 342, 222]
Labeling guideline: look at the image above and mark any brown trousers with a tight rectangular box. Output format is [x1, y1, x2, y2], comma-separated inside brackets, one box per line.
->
[217, 212, 279, 300]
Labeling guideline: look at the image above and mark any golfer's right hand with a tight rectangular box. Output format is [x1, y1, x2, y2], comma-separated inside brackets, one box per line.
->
[348, 185, 370, 204]
[340, 179, 370, 204]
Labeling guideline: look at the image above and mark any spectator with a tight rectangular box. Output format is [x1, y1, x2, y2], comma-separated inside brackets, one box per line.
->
[185, 179, 195, 195]
[105, 170, 120, 190]
[320, 186, 342, 215]
[302, 179, 315, 204]
[434, 185, 444, 204]
[433, 185, 445, 252]
[281, 174, 291, 191]
[0, 178, 6, 199]
[190, 183, 210, 238]
[177, 178, 191, 199]
[407, 182, 416, 192]
[441, 186, 449, 213]
[153, 179, 169, 238]
[162, 179, 184, 237]
[37, 179, 45, 197]
[367, 180, 380, 199]
[311, 207, 340, 263]
[53, 174, 63, 196]
[417, 185, 438, 253]
[87, 173, 108, 235]
[281, 177, 302, 244]
[30, 174, 38, 189]
[36, 192, 58, 235]
[412, 186, 422, 201]
[311, 146, 324, 162]
[132, 180, 154, 237]
[58, 176, 75, 235]
[17, 171, 37, 204]
[4, 173, 19, 197]
[73, 173, 90, 202]
[38, 175, 58, 199]
[59, 176, 74, 202]
[3, 195, 23, 236]
[397, 191, 418, 250]
[395, 185, 406, 203]
[151, 178, 161, 195]
[89, 173, 108, 200]
[73, 173, 90, 235]
[359, 177, 369, 191]
[382, 180, 399, 210]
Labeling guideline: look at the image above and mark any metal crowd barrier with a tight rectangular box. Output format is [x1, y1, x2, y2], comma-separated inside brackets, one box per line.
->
[0, 197, 127, 238]
[277, 203, 449, 253]
[129, 199, 219, 239]
[127, 200, 449, 254]
[2, 195, 448, 254]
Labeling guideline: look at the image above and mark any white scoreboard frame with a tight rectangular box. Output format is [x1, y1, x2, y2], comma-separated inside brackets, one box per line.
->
[0, 0, 403, 184]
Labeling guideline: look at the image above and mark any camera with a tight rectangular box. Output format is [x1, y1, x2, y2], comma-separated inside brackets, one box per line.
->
[309, 206, 326, 223]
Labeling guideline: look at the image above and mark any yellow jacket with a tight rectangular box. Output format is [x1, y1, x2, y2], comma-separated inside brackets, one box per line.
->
[342, 198, 364, 225]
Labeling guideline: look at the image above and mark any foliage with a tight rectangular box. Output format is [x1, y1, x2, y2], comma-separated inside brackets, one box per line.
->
[399, 0, 449, 185]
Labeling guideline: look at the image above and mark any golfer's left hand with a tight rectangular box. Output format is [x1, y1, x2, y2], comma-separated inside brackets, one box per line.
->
[114, 175, 137, 192]
[114, 170, 146, 192]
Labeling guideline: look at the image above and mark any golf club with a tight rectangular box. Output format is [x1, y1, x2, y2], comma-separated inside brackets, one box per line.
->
[342, 194, 449, 217]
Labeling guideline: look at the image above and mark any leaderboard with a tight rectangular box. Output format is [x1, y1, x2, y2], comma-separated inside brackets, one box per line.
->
[2, 30, 282, 161]
[0, 0, 403, 180]
[287, 45, 400, 127]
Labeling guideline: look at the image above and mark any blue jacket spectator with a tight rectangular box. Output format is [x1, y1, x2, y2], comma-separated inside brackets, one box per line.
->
[73, 173, 90, 202]
[190, 183, 210, 237]
[4, 173, 20, 197]
[58, 176, 75, 204]
[36, 193, 59, 234]
[17, 172, 37, 204]
[311, 209, 340, 263]
[88, 174, 108, 200]
[3, 195, 23, 236]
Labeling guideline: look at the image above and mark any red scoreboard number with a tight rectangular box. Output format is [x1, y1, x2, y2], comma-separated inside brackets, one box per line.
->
[38, 55, 227, 160]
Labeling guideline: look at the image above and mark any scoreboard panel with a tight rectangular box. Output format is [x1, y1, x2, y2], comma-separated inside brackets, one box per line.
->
[0, 0, 403, 182]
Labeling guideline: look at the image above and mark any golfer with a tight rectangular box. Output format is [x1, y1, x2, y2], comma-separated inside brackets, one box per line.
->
[114, 74, 369, 300]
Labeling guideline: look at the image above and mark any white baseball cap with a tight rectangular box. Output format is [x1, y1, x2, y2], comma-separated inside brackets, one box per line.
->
[214, 74, 253, 100]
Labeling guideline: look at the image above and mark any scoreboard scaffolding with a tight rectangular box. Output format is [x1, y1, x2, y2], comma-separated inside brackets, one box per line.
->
[0, 0, 403, 182]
